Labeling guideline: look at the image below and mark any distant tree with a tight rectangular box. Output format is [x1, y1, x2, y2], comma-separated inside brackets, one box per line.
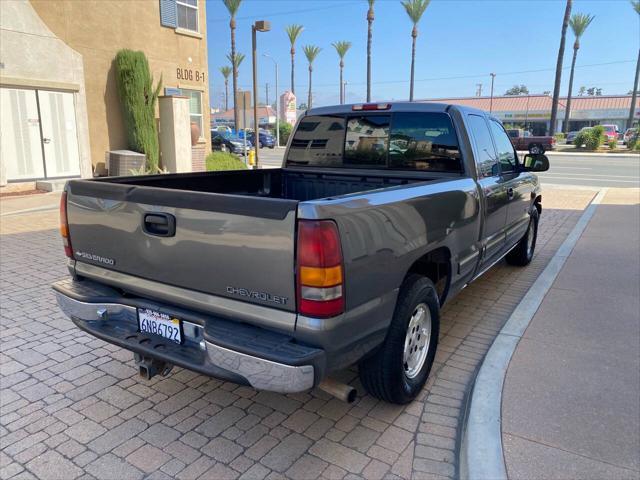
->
[401, 0, 431, 101]
[366, 0, 375, 102]
[332, 41, 352, 104]
[586, 87, 603, 96]
[114, 49, 162, 172]
[550, 0, 573, 135]
[505, 85, 530, 95]
[578, 86, 587, 96]
[563, 13, 595, 133]
[298, 102, 308, 110]
[543, 90, 551, 95]
[223, 0, 243, 131]
[220, 66, 232, 111]
[303, 45, 321, 108]
[628, 1, 640, 128]
[285, 24, 304, 95]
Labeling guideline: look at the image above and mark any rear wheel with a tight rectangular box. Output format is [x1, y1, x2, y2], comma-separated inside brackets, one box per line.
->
[506, 208, 539, 266]
[359, 275, 440, 404]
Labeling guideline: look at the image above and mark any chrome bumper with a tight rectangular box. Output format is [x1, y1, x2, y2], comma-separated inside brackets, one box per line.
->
[55, 292, 315, 393]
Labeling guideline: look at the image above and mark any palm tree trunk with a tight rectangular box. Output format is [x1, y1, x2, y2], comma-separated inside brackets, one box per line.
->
[224, 80, 229, 111]
[291, 52, 296, 95]
[339, 64, 344, 104]
[409, 30, 416, 102]
[367, 19, 373, 102]
[231, 20, 239, 132]
[549, 0, 572, 136]
[308, 66, 313, 109]
[628, 48, 640, 129]
[563, 47, 578, 134]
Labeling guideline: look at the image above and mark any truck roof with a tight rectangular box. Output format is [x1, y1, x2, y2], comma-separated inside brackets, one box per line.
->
[306, 101, 487, 117]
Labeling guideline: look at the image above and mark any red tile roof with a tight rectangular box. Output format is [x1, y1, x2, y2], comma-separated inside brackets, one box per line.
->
[421, 94, 633, 112]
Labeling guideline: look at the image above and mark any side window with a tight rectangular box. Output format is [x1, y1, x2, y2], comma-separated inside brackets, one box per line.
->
[490, 120, 517, 174]
[467, 114, 498, 177]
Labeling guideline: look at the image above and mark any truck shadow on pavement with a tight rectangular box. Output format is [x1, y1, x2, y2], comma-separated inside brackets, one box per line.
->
[0, 191, 602, 480]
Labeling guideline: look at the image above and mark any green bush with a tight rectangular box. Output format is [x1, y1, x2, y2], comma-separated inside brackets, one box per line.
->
[608, 138, 617, 150]
[574, 127, 605, 151]
[206, 151, 247, 171]
[554, 133, 566, 141]
[628, 136, 638, 150]
[279, 123, 293, 146]
[115, 50, 162, 171]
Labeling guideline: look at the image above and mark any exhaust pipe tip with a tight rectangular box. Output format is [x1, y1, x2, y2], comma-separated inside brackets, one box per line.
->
[318, 378, 357, 404]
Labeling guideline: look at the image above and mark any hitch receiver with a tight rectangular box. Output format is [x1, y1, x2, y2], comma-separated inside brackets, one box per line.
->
[134, 353, 173, 380]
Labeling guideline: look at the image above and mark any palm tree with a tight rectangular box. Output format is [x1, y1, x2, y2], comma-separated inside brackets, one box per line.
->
[303, 45, 321, 109]
[285, 24, 304, 95]
[562, 13, 595, 133]
[401, 0, 431, 101]
[628, 1, 640, 129]
[332, 41, 352, 104]
[226, 53, 246, 114]
[549, 0, 573, 135]
[366, 0, 375, 102]
[220, 66, 232, 111]
[223, 0, 242, 131]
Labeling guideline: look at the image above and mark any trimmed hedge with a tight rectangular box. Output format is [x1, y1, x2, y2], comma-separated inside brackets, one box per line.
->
[206, 151, 248, 171]
[115, 49, 162, 172]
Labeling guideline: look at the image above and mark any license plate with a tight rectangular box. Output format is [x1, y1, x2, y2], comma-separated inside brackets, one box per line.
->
[137, 308, 182, 344]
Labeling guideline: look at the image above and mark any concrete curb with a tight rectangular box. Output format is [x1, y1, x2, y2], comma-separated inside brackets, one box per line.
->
[459, 188, 607, 480]
[516, 150, 639, 158]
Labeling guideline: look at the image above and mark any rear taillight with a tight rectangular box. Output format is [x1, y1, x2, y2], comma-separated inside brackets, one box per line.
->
[60, 192, 73, 259]
[296, 220, 344, 318]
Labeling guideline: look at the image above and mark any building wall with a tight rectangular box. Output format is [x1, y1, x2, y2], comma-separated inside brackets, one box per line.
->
[30, 0, 211, 173]
[0, 0, 92, 180]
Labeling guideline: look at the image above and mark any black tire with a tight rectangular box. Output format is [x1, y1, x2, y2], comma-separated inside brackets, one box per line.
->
[529, 143, 543, 155]
[359, 274, 440, 404]
[506, 208, 539, 266]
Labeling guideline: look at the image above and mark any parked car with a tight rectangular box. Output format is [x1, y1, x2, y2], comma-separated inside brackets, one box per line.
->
[54, 102, 548, 404]
[565, 130, 580, 143]
[248, 130, 276, 149]
[506, 128, 555, 154]
[623, 128, 638, 145]
[600, 124, 620, 143]
[211, 131, 252, 156]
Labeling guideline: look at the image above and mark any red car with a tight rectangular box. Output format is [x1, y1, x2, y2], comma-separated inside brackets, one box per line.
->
[600, 124, 620, 143]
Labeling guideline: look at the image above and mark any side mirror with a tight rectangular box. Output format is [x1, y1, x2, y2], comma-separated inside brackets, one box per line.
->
[523, 154, 550, 172]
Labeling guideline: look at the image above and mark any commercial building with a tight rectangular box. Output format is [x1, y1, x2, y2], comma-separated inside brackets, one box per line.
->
[1, 0, 210, 187]
[423, 94, 638, 135]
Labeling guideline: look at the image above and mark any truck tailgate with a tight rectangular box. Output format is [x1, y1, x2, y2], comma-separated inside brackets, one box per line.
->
[65, 180, 299, 315]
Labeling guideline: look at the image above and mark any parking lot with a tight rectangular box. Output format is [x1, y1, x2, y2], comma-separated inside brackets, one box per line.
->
[0, 188, 598, 479]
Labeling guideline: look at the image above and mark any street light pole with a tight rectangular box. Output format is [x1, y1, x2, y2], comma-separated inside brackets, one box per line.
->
[252, 20, 271, 169]
[489, 73, 496, 113]
[263, 53, 279, 147]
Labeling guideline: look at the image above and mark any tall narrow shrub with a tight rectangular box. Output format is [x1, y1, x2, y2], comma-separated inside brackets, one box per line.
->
[115, 49, 162, 171]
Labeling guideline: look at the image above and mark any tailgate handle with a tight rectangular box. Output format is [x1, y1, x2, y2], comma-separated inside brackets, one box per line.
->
[143, 213, 175, 237]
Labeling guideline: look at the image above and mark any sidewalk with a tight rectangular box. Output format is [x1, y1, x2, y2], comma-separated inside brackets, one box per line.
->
[502, 188, 640, 479]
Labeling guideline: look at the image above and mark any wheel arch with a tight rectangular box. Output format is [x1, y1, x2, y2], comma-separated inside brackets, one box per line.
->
[404, 246, 452, 306]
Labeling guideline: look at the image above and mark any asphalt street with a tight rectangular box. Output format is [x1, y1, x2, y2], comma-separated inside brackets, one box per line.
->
[257, 148, 640, 188]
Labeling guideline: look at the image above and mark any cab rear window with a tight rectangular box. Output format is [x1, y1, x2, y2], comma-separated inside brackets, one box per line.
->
[286, 112, 462, 173]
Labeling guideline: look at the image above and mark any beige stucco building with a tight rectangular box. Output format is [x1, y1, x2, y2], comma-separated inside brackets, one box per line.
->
[1, 0, 210, 186]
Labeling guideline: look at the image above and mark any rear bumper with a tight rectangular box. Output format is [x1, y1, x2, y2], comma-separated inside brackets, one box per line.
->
[53, 278, 322, 393]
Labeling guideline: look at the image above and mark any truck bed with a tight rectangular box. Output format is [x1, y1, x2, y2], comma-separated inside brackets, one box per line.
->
[96, 168, 428, 202]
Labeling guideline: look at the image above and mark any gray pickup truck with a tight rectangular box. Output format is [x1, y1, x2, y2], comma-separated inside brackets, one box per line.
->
[53, 102, 549, 404]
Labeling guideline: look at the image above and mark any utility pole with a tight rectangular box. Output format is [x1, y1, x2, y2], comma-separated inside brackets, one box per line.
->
[265, 83, 269, 106]
[252, 20, 271, 169]
[476, 83, 483, 97]
[489, 73, 496, 113]
[263, 53, 279, 146]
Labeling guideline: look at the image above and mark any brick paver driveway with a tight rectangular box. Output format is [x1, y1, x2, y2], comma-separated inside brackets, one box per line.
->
[0, 188, 596, 480]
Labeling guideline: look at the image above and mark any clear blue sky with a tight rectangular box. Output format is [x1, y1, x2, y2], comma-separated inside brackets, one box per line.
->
[205, 0, 639, 109]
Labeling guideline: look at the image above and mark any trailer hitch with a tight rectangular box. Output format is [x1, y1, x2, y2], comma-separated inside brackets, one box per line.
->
[134, 353, 173, 380]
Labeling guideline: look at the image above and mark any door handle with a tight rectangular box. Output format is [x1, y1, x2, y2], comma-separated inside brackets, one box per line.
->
[143, 213, 176, 237]
[43, 138, 51, 144]
[507, 187, 514, 199]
